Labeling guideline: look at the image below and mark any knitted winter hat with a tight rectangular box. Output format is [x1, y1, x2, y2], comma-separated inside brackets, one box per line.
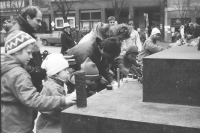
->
[151, 28, 161, 36]
[126, 45, 138, 55]
[41, 53, 69, 76]
[5, 31, 36, 55]
[81, 57, 99, 79]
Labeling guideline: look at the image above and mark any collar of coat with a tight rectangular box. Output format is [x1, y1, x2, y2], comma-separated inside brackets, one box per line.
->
[48, 76, 65, 87]
[16, 15, 36, 38]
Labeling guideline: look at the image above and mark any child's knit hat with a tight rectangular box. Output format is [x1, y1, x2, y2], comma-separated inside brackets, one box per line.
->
[81, 57, 99, 79]
[41, 53, 69, 76]
[5, 31, 36, 55]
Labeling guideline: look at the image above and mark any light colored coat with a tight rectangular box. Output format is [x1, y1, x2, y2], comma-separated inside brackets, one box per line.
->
[36, 77, 68, 133]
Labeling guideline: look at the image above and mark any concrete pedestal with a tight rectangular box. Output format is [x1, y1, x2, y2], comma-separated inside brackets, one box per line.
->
[61, 82, 200, 133]
[143, 46, 200, 106]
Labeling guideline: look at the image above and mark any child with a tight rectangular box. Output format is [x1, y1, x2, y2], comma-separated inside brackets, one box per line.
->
[67, 57, 101, 97]
[1, 31, 76, 133]
[111, 45, 143, 82]
[36, 53, 76, 133]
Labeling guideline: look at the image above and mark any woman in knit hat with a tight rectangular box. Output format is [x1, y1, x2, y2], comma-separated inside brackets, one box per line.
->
[137, 27, 164, 64]
[36, 53, 76, 133]
[1, 31, 76, 133]
[67, 57, 101, 97]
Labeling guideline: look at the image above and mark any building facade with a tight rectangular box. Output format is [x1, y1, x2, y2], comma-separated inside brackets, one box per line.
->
[1, 0, 200, 42]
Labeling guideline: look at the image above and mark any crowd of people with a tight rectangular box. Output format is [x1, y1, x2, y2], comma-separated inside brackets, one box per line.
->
[1, 6, 168, 133]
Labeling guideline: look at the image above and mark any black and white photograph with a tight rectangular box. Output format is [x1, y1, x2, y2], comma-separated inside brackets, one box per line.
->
[1, 0, 200, 133]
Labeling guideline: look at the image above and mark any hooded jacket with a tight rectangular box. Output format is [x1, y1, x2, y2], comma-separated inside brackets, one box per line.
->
[8, 15, 46, 92]
[1, 54, 65, 133]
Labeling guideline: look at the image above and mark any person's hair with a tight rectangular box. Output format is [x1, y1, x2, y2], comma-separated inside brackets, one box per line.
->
[21, 6, 41, 20]
[107, 16, 115, 22]
[101, 37, 121, 57]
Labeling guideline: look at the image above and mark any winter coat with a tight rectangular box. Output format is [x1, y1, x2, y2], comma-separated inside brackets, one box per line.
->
[36, 76, 67, 133]
[137, 38, 164, 63]
[112, 55, 142, 78]
[66, 40, 113, 83]
[73, 30, 83, 44]
[1, 54, 66, 133]
[61, 31, 76, 54]
[8, 14, 46, 92]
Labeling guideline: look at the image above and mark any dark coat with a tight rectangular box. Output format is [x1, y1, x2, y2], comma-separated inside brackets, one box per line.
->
[8, 14, 46, 93]
[112, 55, 142, 79]
[73, 30, 83, 44]
[61, 31, 76, 54]
[66, 40, 113, 84]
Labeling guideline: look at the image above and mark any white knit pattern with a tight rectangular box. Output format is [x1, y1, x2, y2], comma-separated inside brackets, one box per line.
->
[5, 31, 36, 55]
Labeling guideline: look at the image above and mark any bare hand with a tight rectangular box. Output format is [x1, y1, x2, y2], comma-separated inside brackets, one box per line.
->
[65, 90, 76, 106]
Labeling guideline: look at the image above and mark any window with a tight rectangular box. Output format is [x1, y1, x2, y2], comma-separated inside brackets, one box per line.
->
[80, 10, 101, 31]
[55, 17, 75, 29]
[91, 12, 101, 19]
[55, 18, 64, 28]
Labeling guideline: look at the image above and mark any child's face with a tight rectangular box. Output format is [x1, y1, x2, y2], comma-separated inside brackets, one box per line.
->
[86, 79, 97, 92]
[109, 20, 115, 26]
[57, 68, 70, 82]
[127, 53, 137, 63]
[14, 44, 34, 66]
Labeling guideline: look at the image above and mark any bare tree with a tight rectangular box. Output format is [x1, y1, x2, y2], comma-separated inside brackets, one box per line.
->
[32, 0, 51, 7]
[52, 0, 88, 22]
[172, 0, 199, 21]
[3, 0, 26, 15]
[110, 0, 128, 21]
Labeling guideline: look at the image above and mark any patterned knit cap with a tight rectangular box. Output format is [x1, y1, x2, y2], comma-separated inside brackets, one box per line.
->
[5, 31, 36, 55]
